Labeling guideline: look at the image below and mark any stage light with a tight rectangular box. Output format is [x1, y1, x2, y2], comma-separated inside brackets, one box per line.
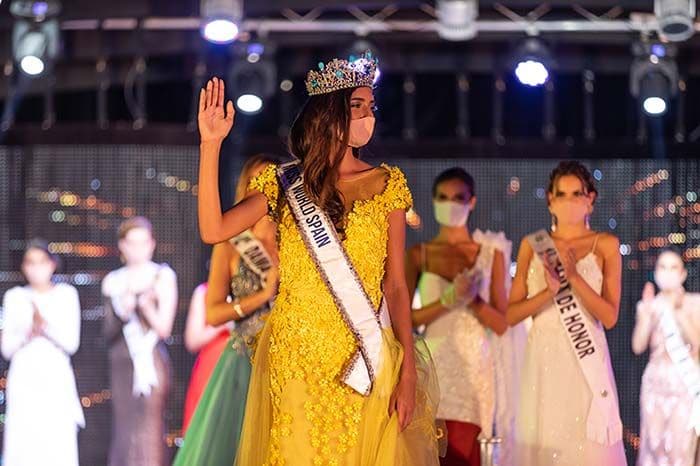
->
[630, 42, 678, 117]
[436, 0, 478, 41]
[515, 60, 548, 87]
[10, 0, 61, 20]
[655, 0, 695, 42]
[236, 94, 263, 114]
[10, 0, 60, 77]
[201, 0, 242, 44]
[511, 39, 552, 87]
[229, 45, 276, 115]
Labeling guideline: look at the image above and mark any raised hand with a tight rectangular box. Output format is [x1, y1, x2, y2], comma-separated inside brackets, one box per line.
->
[641, 282, 655, 304]
[455, 270, 481, 307]
[31, 305, 46, 337]
[544, 265, 561, 296]
[198, 77, 235, 143]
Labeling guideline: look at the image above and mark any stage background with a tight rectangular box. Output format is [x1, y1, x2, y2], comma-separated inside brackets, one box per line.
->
[1, 144, 698, 466]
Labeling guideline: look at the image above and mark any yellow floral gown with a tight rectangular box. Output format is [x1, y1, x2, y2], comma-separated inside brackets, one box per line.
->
[235, 164, 441, 466]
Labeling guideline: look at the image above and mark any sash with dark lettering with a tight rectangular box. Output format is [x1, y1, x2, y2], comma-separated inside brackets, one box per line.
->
[230, 230, 272, 283]
[527, 229, 622, 445]
[276, 160, 390, 396]
[657, 297, 700, 433]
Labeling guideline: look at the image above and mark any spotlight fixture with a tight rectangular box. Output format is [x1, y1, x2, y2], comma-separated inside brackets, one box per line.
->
[229, 43, 276, 115]
[436, 0, 478, 41]
[10, 0, 61, 77]
[201, 0, 243, 44]
[511, 39, 552, 87]
[655, 0, 695, 42]
[630, 42, 678, 117]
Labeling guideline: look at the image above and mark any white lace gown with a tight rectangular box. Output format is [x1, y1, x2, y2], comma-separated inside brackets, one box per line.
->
[419, 241, 497, 437]
[514, 252, 627, 466]
[1, 283, 85, 466]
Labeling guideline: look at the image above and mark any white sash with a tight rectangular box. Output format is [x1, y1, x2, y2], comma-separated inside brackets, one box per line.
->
[277, 161, 389, 396]
[527, 230, 622, 445]
[657, 296, 700, 434]
[103, 264, 163, 397]
[230, 230, 273, 283]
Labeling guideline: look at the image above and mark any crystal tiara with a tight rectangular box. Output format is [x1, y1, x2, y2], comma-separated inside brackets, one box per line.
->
[304, 51, 378, 96]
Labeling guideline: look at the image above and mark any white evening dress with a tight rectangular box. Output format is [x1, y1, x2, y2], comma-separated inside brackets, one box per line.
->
[1, 283, 85, 466]
[514, 249, 627, 466]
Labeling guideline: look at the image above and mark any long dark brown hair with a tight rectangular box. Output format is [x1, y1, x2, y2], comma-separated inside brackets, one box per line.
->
[288, 87, 358, 233]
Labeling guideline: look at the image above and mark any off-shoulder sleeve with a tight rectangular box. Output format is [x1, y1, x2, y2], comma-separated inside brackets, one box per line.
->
[247, 164, 280, 219]
[381, 165, 413, 213]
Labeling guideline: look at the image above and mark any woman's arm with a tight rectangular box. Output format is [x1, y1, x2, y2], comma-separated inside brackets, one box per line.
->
[631, 282, 656, 355]
[405, 244, 451, 327]
[39, 285, 82, 355]
[564, 234, 621, 329]
[184, 284, 229, 353]
[472, 249, 508, 335]
[1, 289, 32, 360]
[205, 242, 277, 326]
[632, 302, 656, 355]
[507, 238, 556, 325]
[384, 209, 416, 431]
[138, 266, 178, 339]
[197, 78, 268, 243]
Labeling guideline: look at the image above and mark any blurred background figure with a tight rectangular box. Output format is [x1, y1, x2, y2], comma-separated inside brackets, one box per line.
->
[173, 154, 279, 466]
[1, 239, 84, 466]
[181, 282, 230, 433]
[102, 217, 178, 466]
[632, 250, 700, 466]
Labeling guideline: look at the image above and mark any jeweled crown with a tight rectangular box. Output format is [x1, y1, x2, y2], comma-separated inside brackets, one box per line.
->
[305, 51, 378, 96]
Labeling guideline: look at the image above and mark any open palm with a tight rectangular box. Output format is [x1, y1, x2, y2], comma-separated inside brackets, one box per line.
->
[198, 77, 235, 142]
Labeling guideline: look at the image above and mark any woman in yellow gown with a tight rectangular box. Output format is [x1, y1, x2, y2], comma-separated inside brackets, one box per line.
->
[196, 54, 441, 466]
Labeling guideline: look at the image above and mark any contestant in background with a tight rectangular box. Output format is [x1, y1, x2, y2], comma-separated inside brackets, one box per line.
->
[1, 239, 84, 466]
[507, 161, 626, 466]
[181, 282, 230, 433]
[633, 250, 700, 466]
[406, 167, 509, 466]
[173, 153, 279, 466]
[102, 217, 178, 466]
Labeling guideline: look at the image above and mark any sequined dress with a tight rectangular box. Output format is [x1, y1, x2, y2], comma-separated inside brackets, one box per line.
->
[515, 251, 627, 466]
[418, 242, 496, 436]
[633, 292, 700, 466]
[173, 260, 270, 466]
[235, 164, 441, 466]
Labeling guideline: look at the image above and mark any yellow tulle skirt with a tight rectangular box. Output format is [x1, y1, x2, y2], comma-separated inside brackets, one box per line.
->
[235, 319, 443, 466]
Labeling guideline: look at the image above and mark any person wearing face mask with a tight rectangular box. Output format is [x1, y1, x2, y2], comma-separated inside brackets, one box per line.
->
[196, 53, 441, 466]
[632, 250, 700, 466]
[102, 217, 178, 466]
[507, 161, 626, 466]
[1, 239, 85, 466]
[406, 168, 510, 466]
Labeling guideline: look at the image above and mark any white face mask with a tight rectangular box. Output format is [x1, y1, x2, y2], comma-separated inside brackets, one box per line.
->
[434, 200, 470, 227]
[348, 116, 375, 148]
[654, 268, 686, 291]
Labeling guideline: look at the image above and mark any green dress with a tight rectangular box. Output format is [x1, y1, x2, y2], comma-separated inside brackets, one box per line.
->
[173, 262, 270, 466]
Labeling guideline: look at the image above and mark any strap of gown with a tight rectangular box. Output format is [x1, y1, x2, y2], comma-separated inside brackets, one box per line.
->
[590, 233, 601, 254]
